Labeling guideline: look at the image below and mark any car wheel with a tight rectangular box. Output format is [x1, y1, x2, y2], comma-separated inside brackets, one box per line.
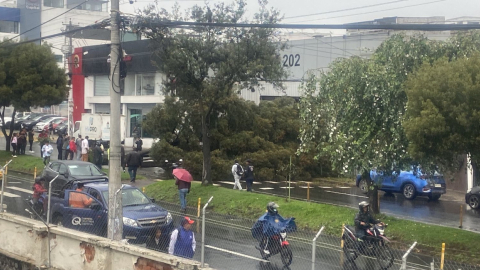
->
[359, 179, 368, 194]
[428, 194, 441, 201]
[402, 183, 417, 200]
[468, 195, 480, 209]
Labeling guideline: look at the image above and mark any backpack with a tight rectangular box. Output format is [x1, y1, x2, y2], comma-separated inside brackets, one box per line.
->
[236, 164, 244, 176]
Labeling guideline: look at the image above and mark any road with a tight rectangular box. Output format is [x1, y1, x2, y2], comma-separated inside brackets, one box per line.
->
[2, 172, 476, 270]
[211, 180, 480, 233]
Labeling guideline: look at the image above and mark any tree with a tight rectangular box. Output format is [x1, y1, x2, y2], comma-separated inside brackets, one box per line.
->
[0, 42, 68, 151]
[298, 34, 441, 213]
[137, 0, 287, 184]
[404, 55, 480, 171]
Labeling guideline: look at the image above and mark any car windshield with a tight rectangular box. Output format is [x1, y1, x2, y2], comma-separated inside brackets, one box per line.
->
[68, 164, 104, 176]
[32, 115, 46, 121]
[52, 118, 65, 124]
[41, 117, 56, 123]
[102, 188, 151, 207]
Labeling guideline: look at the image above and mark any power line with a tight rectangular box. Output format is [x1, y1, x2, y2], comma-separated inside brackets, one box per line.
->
[0, 0, 89, 46]
[290, 0, 447, 24]
[284, 0, 406, 20]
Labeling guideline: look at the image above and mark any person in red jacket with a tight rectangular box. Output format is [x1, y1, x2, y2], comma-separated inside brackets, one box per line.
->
[32, 177, 47, 214]
[68, 137, 77, 160]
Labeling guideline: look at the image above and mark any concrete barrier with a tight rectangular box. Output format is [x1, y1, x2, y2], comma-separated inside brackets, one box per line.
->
[0, 213, 215, 270]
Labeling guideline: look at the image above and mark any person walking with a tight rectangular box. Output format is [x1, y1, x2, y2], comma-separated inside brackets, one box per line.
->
[11, 133, 18, 157]
[38, 130, 48, 158]
[135, 137, 143, 152]
[93, 142, 104, 170]
[68, 137, 76, 160]
[75, 135, 83, 160]
[28, 129, 34, 153]
[41, 141, 53, 165]
[231, 160, 243, 190]
[174, 170, 192, 213]
[168, 217, 196, 259]
[81, 136, 89, 162]
[62, 134, 70, 160]
[121, 141, 126, 173]
[125, 149, 142, 183]
[49, 121, 54, 136]
[244, 159, 255, 192]
[56, 134, 63, 160]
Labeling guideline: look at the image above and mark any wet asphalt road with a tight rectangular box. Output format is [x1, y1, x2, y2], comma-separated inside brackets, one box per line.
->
[0, 172, 472, 270]
[211, 180, 480, 233]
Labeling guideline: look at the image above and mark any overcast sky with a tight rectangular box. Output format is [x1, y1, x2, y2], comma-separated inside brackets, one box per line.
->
[120, 0, 480, 25]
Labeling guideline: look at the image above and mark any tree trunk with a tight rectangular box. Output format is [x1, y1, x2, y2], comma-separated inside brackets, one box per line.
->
[4, 136, 11, 152]
[201, 116, 212, 185]
[363, 169, 380, 214]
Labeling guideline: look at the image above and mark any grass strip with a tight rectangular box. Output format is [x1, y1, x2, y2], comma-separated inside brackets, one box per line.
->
[145, 180, 480, 265]
[0, 151, 144, 181]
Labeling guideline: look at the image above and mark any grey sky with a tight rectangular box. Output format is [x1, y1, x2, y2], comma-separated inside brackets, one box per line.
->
[120, 0, 480, 25]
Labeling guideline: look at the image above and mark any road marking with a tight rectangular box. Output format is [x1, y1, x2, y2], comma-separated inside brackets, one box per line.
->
[6, 181, 21, 184]
[325, 190, 368, 198]
[0, 192, 21, 198]
[280, 187, 294, 189]
[263, 181, 278, 184]
[299, 186, 313, 189]
[213, 184, 220, 186]
[205, 245, 269, 262]
[338, 186, 351, 189]
[319, 186, 332, 189]
[259, 187, 274, 190]
[219, 181, 235, 185]
[7, 186, 32, 194]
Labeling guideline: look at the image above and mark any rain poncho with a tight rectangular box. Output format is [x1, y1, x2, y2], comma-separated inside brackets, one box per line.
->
[251, 213, 297, 241]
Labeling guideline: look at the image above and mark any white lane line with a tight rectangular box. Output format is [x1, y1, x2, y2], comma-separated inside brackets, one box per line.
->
[259, 187, 275, 190]
[263, 181, 278, 184]
[6, 182, 21, 184]
[319, 186, 332, 189]
[0, 192, 21, 198]
[253, 182, 261, 184]
[7, 186, 32, 194]
[299, 186, 313, 189]
[206, 245, 269, 262]
[325, 190, 368, 198]
[219, 181, 235, 185]
[338, 187, 351, 189]
[280, 187, 294, 189]
[213, 184, 220, 186]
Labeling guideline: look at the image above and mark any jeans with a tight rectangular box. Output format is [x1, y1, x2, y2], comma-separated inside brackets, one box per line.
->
[29, 141, 33, 151]
[58, 148, 63, 160]
[43, 156, 50, 165]
[179, 188, 188, 210]
[128, 166, 138, 182]
[246, 179, 253, 192]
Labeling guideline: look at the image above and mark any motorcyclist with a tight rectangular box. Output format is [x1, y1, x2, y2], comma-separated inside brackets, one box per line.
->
[354, 201, 383, 241]
[32, 177, 47, 213]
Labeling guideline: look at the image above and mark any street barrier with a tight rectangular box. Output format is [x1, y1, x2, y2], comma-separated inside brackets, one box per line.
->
[0, 160, 13, 213]
[401, 241, 417, 270]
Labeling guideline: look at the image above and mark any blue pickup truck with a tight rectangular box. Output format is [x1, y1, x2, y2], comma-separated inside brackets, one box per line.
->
[49, 180, 173, 244]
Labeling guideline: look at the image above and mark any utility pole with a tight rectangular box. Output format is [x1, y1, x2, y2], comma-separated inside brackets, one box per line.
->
[108, 0, 123, 240]
[62, 20, 73, 136]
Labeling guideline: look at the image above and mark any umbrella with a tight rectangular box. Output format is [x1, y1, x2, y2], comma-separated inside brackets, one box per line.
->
[173, 168, 193, 182]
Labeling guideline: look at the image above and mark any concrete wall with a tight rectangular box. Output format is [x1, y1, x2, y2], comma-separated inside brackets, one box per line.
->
[0, 213, 214, 270]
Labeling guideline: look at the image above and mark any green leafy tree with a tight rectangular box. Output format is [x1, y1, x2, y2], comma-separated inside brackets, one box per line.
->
[0, 42, 68, 151]
[298, 34, 441, 213]
[137, 0, 287, 184]
[404, 55, 480, 171]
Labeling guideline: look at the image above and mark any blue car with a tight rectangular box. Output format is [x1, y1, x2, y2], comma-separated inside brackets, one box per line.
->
[49, 181, 173, 244]
[356, 169, 446, 200]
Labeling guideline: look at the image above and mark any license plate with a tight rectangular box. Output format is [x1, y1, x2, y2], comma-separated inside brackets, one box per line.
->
[435, 184, 441, 187]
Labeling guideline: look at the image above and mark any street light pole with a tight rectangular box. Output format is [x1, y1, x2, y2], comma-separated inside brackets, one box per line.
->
[107, 0, 123, 241]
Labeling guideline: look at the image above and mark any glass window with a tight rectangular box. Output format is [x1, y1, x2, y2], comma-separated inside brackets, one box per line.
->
[44, 0, 64, 8]
[54, 55, 63, 63]
[0, 21, 18, 34]
[136, 74, 156, 96]
[58, 164, 68, 175]
[50, 163, 60, 172]
[94, 75, 109, 96]
[95, 104, 110, 114]
[67, 0, 107, 11]
[129, 109, 142, 137]
[102, 188, 150, 206]
[68, 164, 104, 176]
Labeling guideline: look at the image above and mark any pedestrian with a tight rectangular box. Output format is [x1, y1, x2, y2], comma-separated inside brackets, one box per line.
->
[18, 129, 27, 155]
[11, 133, 18, 157]
[93, 141, 104, 170]
[174, 172, 191, 213]
[49, 121, 54, 136]
[81, 136, 89, 162]
[62, 134, 70, 160]
[121, 140, 125, 173]
[28, 129, 34, 153]
[68, 137, 76, 160]
[75, 135, 83, 160]
[56, 134, 63, 160]
[125, 149, 142, 183]
[146, 226, 168, 253]
[69, 183, 93, 208]
[135, 137, 143, 152]
[38, 130, 48, 158]
[168, 217, 196, 259]
[244, 159, 255, 192]
[41, 141, 53, 165]
[232, 160, 244, 190]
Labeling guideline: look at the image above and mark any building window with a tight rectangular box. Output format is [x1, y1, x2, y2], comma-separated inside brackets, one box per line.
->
[0, 20, 18, 34]
[67, 0, 107, 12]
[136, 74, 156, 96]
[44, 0, 64, 8]
[94, 75, 110, 96]
[54, 55, 63, 63]
[129, 108, 151, 138]
[95, 104, 110, 114]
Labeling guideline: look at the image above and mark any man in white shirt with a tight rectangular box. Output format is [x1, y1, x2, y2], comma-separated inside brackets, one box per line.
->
[231, 160, 243, 190]
[81, 136, 89, 162]
[41, 141, 54, 165]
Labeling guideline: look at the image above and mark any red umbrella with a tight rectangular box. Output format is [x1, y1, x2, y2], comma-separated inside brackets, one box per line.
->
[173, 168, 193, 182]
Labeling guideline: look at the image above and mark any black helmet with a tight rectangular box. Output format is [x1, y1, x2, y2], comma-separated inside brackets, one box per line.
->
[266, 202, 279, 215]
[359, 201, 370, 212]
[34, 176, 45, 183]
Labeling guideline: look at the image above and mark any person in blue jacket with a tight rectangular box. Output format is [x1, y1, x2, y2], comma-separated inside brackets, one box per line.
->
[168, 216, 196, 259]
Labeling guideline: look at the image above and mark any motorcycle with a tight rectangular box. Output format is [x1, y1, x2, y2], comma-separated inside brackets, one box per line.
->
[252, 214, 296, 267]
[342, 223, 394, 270]
[25, 192, 47, 220]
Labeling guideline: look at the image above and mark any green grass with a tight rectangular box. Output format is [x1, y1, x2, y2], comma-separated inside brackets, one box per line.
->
[145, 180, 480, 265]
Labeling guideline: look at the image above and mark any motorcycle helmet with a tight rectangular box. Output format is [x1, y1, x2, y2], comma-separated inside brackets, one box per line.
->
[266, 202, 279, 215]
[359, 201, 370, 212]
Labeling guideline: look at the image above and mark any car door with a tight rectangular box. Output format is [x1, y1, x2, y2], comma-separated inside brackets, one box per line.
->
[64, 190, 106, 236]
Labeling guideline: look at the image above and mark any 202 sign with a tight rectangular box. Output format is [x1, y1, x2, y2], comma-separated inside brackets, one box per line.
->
[282, 54, 300, 67]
